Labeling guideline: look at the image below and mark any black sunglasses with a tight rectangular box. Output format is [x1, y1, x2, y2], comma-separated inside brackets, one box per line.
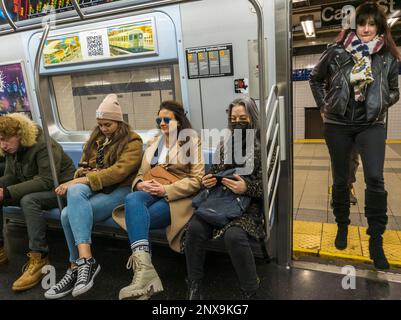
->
[156, 117, 172, 125]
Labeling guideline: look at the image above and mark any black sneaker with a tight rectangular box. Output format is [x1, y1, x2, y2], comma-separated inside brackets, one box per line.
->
[72, 257, 101, 297]
[44, 268, 78, 299]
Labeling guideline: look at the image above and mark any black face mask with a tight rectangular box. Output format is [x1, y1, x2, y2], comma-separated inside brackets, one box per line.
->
[231, 121, 251, 131]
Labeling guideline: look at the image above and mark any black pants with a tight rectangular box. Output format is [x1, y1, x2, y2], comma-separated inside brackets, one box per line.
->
[185, 215, 259, 293]
[324, 123, 388, 236]
[0, 191, 64, 253]
[349, 144, 359, 186]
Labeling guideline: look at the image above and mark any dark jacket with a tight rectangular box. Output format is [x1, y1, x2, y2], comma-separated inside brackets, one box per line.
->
[309, 43, 400, 124]
[0, 113, 76, 202]
[209, 141, 265, 240]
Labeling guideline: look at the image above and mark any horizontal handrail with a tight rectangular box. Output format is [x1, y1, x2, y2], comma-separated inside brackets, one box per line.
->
[0, 0, 202, 35]
[71, 0, 200, 21]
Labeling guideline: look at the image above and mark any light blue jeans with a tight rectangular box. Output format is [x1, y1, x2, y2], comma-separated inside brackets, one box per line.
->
[61, 183, 131, 262]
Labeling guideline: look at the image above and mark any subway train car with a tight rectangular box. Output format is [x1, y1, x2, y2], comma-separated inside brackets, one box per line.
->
[0, 0, 400, 301]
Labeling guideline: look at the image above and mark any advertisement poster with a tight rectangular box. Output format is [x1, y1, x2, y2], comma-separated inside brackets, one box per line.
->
[43, 18, 157, 67]
[108, 19, 156, 56]
[43, 35, 83, 65]
[0, 63, 30, 114]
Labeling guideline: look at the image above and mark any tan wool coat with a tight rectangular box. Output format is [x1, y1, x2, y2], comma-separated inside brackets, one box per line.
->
[112, 134, 204, 252]
[75, 131, 143, 192]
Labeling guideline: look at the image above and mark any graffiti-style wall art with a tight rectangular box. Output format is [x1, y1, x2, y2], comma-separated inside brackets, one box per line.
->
[0, 62, 31, 114]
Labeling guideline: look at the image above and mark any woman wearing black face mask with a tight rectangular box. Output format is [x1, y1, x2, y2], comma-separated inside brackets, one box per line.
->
[185, 97, 264, 300]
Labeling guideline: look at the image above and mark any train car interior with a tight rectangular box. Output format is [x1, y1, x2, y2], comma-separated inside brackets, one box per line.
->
[0, 0, 401, 300]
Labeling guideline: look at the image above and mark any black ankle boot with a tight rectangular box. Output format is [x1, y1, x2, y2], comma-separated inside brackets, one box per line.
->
[186, 279, 202, 300]
[335, 224, 348, 250]
[369, 236, 390, 270]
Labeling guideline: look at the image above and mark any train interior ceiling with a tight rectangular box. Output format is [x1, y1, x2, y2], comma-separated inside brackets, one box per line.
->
[0, 0, 401, 300]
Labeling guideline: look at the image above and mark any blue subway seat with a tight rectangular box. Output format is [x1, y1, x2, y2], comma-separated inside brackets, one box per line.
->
[4, 148, 216, 229]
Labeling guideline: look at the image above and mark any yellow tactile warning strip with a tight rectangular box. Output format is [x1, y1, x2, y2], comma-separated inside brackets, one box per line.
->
[294, 139, 401, 144]
[293, 220, 401, 267]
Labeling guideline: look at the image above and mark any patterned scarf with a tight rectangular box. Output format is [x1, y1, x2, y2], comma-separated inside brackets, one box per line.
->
[343, 31, 384, 101]
[96, 137, 111, 168]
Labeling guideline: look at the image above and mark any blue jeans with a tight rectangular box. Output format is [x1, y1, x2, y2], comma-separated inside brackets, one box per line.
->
[125, 191, 171, 245]
[61, 184, 131, 262]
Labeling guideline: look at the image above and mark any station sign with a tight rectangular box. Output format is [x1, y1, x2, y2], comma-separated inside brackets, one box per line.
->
[321, 0, 401, 28]
[186, 44, 234, 79]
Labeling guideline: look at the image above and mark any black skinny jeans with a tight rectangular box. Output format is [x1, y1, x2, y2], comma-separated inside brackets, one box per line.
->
[185, 215, 259, 293]
[324, 123, 388, 233]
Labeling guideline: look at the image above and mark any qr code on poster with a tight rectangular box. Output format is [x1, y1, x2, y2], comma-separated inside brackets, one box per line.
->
[86, 35, 104, 57]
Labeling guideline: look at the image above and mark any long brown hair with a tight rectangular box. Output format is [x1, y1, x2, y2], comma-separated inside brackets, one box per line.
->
[336, 2, 401, 61]
[83, 121, 132, 165]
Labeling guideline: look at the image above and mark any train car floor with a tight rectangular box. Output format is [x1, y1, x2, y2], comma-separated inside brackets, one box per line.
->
[2, 224, 401, 299]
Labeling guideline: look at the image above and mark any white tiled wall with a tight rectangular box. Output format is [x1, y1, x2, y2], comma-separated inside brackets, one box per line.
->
[292, 53, 401, 139]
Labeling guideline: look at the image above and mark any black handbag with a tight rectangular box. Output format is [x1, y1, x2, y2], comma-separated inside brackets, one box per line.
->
[192, 168, 251, 228]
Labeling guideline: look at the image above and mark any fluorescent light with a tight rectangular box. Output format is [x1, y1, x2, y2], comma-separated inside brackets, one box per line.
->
[293, 0, 307, 3]
[387, 10, 400, 28]
[300, 15, 316, 38]
[388, 17, 399, 27]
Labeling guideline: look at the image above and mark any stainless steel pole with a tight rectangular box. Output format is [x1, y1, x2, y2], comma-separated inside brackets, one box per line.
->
[34, 24, 64, 212]
[0, 0, 17, 31]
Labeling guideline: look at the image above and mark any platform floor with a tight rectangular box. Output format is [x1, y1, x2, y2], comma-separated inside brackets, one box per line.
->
[294, 142, 401, 268]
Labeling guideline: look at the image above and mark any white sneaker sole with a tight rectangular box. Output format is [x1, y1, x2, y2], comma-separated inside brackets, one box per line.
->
[44, 287, 74, 300]
[71, 264, 101, 297]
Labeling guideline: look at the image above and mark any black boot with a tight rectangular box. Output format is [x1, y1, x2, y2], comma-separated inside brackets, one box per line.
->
[369, 236, 389, 270]
[332, 186, 350, 249]
[365, 190, 389, 270]
[335, 224, 348, 250]
[186, 279, 202, 300]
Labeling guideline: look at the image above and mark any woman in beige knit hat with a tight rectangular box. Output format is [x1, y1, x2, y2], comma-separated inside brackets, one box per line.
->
[44, 94, 143, 299]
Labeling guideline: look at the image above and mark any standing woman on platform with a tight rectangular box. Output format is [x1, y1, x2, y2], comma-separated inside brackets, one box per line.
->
[310, 2, 400, 269]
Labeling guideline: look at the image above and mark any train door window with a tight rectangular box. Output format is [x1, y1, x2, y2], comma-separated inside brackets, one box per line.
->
[51, 64, 180, 132]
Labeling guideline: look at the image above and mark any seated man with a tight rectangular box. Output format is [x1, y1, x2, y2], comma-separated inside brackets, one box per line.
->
[0, 113, 75, 292]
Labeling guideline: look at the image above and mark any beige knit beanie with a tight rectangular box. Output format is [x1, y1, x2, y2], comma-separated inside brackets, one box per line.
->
[96, 94, 123, 122]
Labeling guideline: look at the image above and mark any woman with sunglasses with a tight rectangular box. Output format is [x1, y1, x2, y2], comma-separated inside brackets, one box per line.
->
[44, 94, 143, 299]
[185, 96, 264, 299]
[310, 2, 400, 269]
[113, 100, 204, 300]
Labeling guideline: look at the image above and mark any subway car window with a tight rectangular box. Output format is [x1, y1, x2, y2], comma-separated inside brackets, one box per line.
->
[51, 64, 180, 131]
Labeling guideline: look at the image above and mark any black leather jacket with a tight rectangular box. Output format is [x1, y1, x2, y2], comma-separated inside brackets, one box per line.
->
[310, 43, 400, 124]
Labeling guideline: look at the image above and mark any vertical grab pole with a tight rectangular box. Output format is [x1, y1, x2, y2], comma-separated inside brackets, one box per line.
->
[34, 24, 64, 212]
[0, 0, 17, 31]
[248, 1, 270, 237]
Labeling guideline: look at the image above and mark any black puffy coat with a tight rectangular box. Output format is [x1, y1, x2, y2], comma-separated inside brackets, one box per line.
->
[310, 43, 400, 124]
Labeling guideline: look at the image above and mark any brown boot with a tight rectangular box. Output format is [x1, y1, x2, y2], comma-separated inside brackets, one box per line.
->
[0, 246, 8, 265]
[12, 252, 49, 292]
